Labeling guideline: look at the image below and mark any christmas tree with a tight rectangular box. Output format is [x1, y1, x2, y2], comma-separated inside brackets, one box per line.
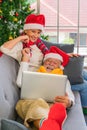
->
[0, 0, 35, 45]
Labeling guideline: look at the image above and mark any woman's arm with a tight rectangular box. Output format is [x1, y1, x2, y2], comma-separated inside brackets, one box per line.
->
[1, 35, 29, 49]
[0, 35, 29, 62]
[68, 53, 79, 57]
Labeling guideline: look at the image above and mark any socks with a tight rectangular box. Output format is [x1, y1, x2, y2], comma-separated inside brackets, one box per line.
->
[39, 103, 67, 130]
[39, 118, 46, 127]
[40, 118, 60, 130]
[83, 108, 87, 115]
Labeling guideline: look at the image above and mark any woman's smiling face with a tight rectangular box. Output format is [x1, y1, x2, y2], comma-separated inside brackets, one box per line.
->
[25, 29, 42, 42]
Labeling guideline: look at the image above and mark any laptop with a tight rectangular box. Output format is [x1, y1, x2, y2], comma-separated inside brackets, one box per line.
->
[21, 71, 67, 102]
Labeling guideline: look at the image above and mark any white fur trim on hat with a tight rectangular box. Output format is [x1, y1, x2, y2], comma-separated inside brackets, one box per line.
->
[24, 23, 44, 31]
[44, 53, 63, 62]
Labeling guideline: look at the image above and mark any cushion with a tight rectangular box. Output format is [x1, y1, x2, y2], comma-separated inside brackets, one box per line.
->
[64, 56, 84, 85]
[42, 40, 84, 85]
[42, 40, 74, 53]
[1, 119, 29, 130]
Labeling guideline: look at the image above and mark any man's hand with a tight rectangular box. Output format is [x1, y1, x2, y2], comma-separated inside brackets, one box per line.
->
[21, 48, 30, 62]
[54, 93, 72, 108]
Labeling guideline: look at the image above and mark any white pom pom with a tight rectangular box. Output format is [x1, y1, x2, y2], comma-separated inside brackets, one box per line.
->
[60, 65, 64, 70]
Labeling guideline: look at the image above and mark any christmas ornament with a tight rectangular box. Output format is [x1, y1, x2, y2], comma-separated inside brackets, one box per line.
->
[0, 0, 2, 3]
[9, 36, 13, 40]
[0, 9, 2, 13]
[27, 5, 31, 11]
[13, 17, 18, 22]
[10, 10, 15, 16]
[0, 15, 3, 19]
[15, 12, 19, 17]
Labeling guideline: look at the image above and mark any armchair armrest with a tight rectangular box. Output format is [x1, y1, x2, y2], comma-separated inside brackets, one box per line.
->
[1, 119, 29, 130]
[63, 91, 87, 130]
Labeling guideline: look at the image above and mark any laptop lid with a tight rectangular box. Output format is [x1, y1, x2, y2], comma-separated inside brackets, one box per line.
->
[21, 71, 67, 102]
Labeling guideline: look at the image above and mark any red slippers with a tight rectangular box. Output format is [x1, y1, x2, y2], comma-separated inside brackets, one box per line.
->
[40, 103, 67, 130]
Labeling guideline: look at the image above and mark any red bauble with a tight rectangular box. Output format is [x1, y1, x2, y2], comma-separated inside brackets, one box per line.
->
[0, 16, 3, 19]
[0, 0, 2, 3]
[15, 12, 19, 16]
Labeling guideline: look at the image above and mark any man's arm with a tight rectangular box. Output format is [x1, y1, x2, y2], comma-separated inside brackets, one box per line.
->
[54, 80, 75, 108]
[16, 48, 30, 87]
[54, 93, 73, 108]
[65, 80, 75, 107]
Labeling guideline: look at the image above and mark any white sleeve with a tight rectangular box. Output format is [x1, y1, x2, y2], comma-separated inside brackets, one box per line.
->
[0, 42, 23, 62]
[66, 80, 75, 105]
[16, 62, 29, 88]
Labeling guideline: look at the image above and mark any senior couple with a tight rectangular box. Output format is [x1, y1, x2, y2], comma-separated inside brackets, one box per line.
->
[0, 13, 87, 130]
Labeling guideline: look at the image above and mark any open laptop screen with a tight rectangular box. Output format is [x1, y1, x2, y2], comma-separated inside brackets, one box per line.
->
[21, 71, 67, 102]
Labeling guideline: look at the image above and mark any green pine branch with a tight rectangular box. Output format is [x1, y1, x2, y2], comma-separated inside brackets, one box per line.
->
[0, 0, 35, 45]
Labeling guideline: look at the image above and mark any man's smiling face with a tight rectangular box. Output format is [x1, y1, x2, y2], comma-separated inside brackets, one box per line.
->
[43, 58, 62, 72]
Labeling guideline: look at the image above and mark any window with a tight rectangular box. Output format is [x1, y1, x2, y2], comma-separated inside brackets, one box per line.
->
[30, 0, 87, 64]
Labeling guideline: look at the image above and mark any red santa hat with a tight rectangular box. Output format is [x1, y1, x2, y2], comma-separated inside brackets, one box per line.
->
[24, 14, 45, 31]
[44, 46, 69, 68]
